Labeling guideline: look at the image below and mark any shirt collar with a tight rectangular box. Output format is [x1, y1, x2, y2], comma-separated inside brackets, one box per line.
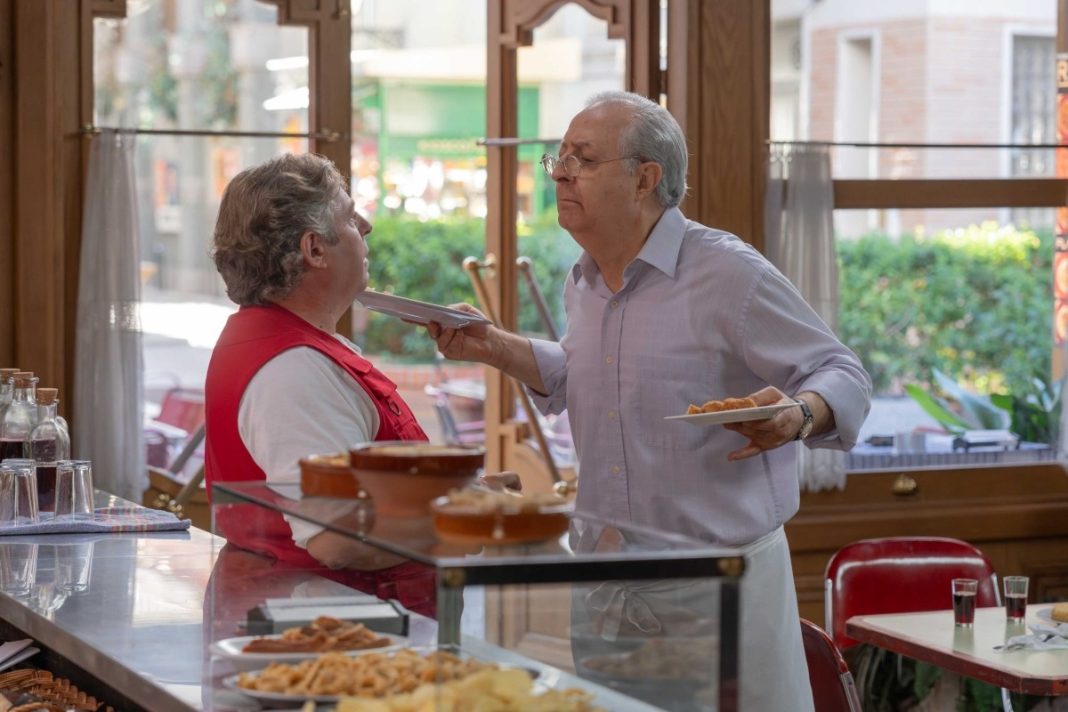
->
[570, 207, 687, 286]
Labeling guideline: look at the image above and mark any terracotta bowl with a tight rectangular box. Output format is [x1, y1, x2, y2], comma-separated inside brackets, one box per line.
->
[430, 496, 571, 545]
[299, 452, 360, 498]
[348, 442, 485, 516]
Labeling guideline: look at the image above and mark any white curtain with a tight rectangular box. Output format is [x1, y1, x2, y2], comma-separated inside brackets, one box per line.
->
[74, 131, 145, 501]
[765, 145, 846, 492]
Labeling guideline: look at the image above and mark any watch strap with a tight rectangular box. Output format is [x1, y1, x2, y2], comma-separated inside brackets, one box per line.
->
[793, 399, 814, 441]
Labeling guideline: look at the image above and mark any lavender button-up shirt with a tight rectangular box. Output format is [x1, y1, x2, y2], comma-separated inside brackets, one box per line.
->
[529, 207, 871, 546]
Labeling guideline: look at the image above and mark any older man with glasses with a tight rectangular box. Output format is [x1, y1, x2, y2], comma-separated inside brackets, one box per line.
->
[428, 91, 871, 711]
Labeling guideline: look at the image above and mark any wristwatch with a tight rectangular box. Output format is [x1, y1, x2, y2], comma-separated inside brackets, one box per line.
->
[793, 399, 814, 441]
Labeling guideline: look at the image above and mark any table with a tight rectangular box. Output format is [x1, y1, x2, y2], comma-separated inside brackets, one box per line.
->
[846, 604, 1068, 695]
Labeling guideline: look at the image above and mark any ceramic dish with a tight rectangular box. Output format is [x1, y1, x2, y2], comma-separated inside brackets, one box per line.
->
[210, 632, 405, 672]
[430, 495, 571, 545]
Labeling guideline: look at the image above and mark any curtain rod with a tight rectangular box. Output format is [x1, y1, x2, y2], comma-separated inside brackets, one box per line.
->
[478, 137, 561, 147]
[768, 139, 1068, 149]
[81, 125, 341, 142]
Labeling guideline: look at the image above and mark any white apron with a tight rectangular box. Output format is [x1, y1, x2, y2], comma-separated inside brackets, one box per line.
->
[570, 526, 813, 712]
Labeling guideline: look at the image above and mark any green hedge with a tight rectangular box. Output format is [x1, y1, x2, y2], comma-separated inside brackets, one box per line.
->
[838, 222, 1053, 397]
[361, 216, 1055, 401]
[359, 213, 580, 359]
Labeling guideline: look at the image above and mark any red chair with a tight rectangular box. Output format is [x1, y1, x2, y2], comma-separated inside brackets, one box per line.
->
[154, 387, 206, 435]
[824, 536, 1000, 651]
[145, 387, 206, 468]
[801, 618, 862, 712]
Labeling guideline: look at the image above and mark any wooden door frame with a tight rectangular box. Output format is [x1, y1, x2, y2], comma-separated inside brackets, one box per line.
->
[484, 0, 661, 478]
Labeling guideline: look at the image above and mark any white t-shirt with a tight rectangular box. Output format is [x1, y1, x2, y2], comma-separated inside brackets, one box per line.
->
[237, 334, 380, 548]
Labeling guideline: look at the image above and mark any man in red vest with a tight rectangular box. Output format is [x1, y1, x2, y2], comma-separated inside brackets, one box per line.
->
[204, 153, 436, 615]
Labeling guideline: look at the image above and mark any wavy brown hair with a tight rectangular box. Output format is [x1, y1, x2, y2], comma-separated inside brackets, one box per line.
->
[212, 153, 345, 306]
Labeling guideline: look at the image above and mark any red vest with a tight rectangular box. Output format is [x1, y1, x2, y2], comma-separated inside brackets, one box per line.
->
[204, 303, 429, 571]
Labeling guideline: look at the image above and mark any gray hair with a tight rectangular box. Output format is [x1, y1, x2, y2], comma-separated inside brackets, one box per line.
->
[212, 153, 345, 306]
[584, 91, 688, 208]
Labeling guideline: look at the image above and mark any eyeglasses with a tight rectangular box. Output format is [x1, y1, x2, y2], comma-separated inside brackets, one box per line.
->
[540, 153, 637, 178]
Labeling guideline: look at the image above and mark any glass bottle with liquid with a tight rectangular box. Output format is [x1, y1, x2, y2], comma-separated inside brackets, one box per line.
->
[27, 387, 70, 512]
[1, 372, 38, 461]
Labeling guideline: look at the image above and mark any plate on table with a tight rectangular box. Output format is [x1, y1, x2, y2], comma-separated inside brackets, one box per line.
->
[210, 632, 405, 671]
[356, 291, 490, 328]
[664, 402, 798, 426]
[1035, 607, 1068, 625]
[222, 648, 537, 706]
[222, 672, 344, 705]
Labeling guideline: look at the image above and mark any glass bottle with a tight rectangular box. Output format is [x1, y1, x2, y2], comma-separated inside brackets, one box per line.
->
[1, 372, 38, 461]
[0, 368, 18, 424]
[27, 388, 70, 513]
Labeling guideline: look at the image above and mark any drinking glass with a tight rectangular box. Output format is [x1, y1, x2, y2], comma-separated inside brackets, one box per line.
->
[952, 578, 978, 627]
[1003, 576, 1029, 622]
[54, 460, 94, 520]
[0, 459, 39, 526]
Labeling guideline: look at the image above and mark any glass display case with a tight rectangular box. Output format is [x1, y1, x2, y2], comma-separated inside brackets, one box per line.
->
[208, 481, 745, 711]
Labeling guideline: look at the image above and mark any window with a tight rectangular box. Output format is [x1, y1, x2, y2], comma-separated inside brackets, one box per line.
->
[772, 2, 1061, 470]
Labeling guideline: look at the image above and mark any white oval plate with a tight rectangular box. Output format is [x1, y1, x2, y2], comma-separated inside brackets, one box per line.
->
[664, 402, 798, 426]
[210, 632, 405, 671]
[356, 291, 490, 328]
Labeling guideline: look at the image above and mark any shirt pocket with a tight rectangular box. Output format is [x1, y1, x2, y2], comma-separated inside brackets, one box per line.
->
[633, 353, 716, 450]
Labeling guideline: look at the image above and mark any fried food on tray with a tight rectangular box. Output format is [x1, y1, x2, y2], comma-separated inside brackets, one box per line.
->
[686, 396, 757, 415]
[240, 616, 391, 654]
[236, 649, 495, 697]
[1052, 602, 1068, 623]
[335, 667, 603, 712]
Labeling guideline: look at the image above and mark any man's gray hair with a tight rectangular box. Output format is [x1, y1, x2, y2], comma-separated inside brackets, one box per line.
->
[584, 91, 688, 208]
[212, 153, 345, 306]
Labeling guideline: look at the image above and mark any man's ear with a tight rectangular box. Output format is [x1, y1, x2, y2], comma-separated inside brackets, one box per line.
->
[299, 230, 328, 268]
[635, 161, 663, 202]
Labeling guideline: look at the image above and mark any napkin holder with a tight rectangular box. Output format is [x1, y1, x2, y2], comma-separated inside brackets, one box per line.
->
[246, 596, 408, 636]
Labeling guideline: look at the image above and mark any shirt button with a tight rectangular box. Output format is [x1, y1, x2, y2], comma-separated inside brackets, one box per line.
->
[610, 300, 619, 308]
[611, 465, 621, 475]
[605, 355, 614, 365]
[607, 410, 617, 420]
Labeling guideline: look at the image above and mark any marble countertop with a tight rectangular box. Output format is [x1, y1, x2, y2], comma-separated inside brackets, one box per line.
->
[0, 494, 220, 711]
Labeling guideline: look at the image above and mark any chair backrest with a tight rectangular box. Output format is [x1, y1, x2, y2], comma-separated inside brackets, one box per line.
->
[825, 536, 999, 649]
[156, 387, 206, 434]
[801, 618, 862, 712]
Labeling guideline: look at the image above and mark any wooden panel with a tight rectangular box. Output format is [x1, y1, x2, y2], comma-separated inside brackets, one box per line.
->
[13, 0, 71, 396]
[677, 0, 768, 250]
[834, 178, 1068, 209]
[787, 465, 1068, 625]
[0, 0, 14, 365]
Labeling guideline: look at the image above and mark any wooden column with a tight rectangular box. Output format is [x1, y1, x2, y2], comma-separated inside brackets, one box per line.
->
[6, 0, 96, 416]
[0, 0, 13, 366]
[669, 0, 769, 251]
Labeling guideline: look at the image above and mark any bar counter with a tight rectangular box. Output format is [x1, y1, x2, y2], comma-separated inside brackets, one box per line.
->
[0, 493, 218, 710]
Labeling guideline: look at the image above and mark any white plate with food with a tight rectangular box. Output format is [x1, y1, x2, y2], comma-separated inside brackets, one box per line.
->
[223, 647, 504, 705]
[356, 291, 489, 328]
[1035, 606, 1068, 625]
[210, 632, 405, 671]
[665, 402, 798, 426]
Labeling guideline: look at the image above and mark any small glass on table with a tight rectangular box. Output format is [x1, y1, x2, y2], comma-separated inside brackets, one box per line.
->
[1003, 576, 1029, 622]
[952, 578, 978, 627]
